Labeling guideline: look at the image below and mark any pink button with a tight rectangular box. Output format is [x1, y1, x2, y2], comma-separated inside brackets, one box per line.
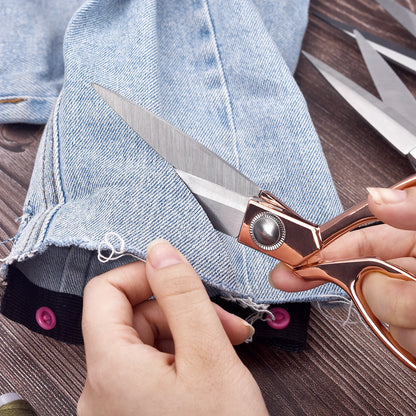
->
[267, 307, 290, 330]
[35, 307, 56, 330]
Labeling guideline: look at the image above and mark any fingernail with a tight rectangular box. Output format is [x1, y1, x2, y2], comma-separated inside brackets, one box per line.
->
[268, 271, 277, 289]
[147, 239, 183, 269]
[367, 187, 407, 205]
[243, 321, 255, 340]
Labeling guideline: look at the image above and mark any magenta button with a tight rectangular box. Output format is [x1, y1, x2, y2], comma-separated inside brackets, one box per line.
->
[35, 307, 56, 330]
[267, 307, 290, 330]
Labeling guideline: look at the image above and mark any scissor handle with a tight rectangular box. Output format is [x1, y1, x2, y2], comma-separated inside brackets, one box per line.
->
[320, 174, 416, 247]
[295, 258, 416, 371]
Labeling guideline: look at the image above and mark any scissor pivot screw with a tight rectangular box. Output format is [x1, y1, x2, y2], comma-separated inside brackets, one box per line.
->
[249, 212, 286, 251]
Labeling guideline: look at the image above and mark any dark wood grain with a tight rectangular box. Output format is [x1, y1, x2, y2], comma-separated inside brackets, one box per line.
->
[1, 1, 416, 415]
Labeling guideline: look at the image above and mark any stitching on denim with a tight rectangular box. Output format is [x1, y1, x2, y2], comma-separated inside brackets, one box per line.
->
[203, 0, 251, 293]
[0, 98, 27, 104]
[51, 91, 65, 204]
[20, 203, 62, 254]
[32, 204, 63, 252]
[50, 133, 60, 205]
[202, 0, 238, 155]
[18, 94, 65, 255]
[41, 124, 49, 208]
[21, 211, 48, 253]
[0, 96, 59, 101]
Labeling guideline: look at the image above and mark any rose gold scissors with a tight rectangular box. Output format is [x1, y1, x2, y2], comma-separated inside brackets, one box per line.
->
[93, 83, 416, 371]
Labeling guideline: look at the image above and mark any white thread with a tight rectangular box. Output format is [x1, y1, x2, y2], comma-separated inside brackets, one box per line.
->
[222, 294, 272, 315]
[313, 295, 364, 326]
[0, 237, 15, 262]
[246, 309, 275, 327]
[97, 232, 142, 263]
[221, 294, 273, 342]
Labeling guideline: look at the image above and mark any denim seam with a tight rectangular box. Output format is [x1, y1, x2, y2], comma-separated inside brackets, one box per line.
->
[21, 214, 43, 253]
[203, 0, 238, 147]
[17, 205, 64, 263]
[50, 133, 60, 205]
[20, 100, 65, 254]
[51, 91, 66, 204]
[203, 0, 251, 295]
[22, 209, 48, 253]
[0, 96, 58, 100]
[20, 91, 65, 253]
[41, 124, 50, 209]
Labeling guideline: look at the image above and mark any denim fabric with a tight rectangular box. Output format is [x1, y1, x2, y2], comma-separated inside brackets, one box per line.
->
[0, 1, 85, 124]
[2, 0, 345, 307]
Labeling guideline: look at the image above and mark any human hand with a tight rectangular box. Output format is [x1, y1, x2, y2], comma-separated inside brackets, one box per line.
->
[77, 239, 269, 416]
[269, 187, 416, 356]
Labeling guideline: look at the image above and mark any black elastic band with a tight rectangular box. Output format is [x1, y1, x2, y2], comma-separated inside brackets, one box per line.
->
[213, 297, 310, 352]
[1, 267, 310, 350]
[1, 266, 83, 344]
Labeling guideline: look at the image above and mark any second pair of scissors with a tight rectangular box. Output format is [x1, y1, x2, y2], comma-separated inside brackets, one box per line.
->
[307, 0, 416, 168]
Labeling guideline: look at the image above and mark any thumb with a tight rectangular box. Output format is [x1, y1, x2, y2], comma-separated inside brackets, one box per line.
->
[145, 240, 243, 366]
[367, 187, 416, 230]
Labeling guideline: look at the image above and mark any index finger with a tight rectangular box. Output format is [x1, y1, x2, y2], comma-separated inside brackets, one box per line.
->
[367, 186, 416, 230]
[269, 225, 416, 292]
[321, 224, 416, 261]
[82, 261, 152, 364]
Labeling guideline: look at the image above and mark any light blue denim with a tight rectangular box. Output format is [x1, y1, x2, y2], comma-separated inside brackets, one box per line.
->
[0, 1, 85, 124]
[1, 0, 345, 306]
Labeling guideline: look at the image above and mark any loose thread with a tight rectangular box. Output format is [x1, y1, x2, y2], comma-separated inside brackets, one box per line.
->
[313, 295, 364, 327]
[0, 237, 15, 247]
[97, 232, 142, 263]
[221, 295, 273, 342]
[0, 237, 15, 262]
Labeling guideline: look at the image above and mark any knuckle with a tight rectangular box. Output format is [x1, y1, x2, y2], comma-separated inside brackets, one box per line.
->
[160, 263, 203, 297]
[354, 228, 372, 258]
[83, 276, 103, 297]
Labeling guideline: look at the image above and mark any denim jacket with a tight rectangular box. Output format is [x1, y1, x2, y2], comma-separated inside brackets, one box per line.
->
[0, 0, 344, 343]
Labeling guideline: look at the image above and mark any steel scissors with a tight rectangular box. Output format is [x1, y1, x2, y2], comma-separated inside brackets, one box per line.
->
[313, 0, 416, 74]
[92, 83, 416, 371]
[303, 27, 416, 170]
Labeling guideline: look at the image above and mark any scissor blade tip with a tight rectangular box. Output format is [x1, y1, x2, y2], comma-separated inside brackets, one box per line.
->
[353, 29, 366, 41]
[91, 83, 106, 94]
[91, 83, 121, 105]
[302, 51, 319, 65]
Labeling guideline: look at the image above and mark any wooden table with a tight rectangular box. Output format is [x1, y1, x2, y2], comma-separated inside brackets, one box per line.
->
[0, 0, 415, 414]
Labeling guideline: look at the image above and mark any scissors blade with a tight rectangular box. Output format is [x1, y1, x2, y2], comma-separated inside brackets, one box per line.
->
[376, 0, 416, 38]
[312, 11, 416, 74]
[303, 51, 416, 159]
[92, 83, 259, 237]
[354, 30, 416, 121]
